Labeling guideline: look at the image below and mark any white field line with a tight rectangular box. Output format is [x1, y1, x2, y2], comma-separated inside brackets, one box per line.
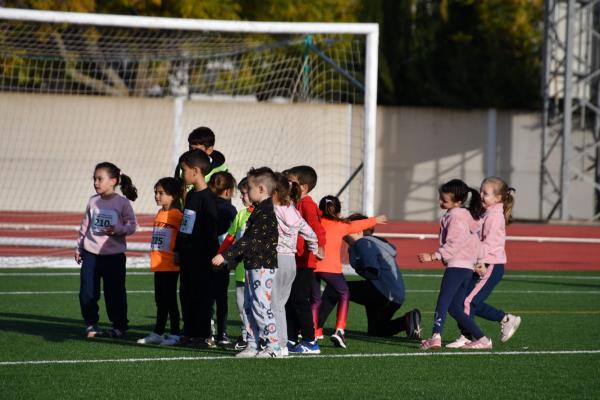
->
[1, 349, 599, 366]
[1, 289, 598, 295]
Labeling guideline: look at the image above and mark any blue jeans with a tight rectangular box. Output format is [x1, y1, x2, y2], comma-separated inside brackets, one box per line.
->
[459, 264, 506, 337]
[79, 250, 128, 330]
[433, 267, 485, 339]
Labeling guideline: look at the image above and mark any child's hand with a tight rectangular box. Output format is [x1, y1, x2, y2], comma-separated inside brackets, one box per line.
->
[317, 246, 325, 260]
[375, 215, 388, 224]
[212, 254, 225, 267]
[74, 249, 82, 265]
[104, 225, 116, 236]
[474, 263, 487, 277]
[418, 252, 434, 263]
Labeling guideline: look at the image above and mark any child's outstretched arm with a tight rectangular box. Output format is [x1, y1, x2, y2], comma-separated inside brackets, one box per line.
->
[346, 215, 387, 235]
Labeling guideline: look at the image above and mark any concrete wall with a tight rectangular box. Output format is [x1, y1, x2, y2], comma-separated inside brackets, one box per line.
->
[1, 93, 592, 220]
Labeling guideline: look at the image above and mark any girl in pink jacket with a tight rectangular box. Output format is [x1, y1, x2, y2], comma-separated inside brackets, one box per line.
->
[446, 177, 521, 349]
[418, 179, 491, 350]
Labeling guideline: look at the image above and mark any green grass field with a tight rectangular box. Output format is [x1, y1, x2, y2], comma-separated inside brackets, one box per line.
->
[1, 268, 599, 399]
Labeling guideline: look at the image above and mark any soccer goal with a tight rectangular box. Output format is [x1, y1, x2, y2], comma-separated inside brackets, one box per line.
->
[0, 7, 378, 266]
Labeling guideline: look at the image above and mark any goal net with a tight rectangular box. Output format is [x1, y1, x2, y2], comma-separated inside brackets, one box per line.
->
[0, 8, 378, 267]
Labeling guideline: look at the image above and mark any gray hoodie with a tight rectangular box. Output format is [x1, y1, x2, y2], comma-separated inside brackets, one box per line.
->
[348, 236, 406, 305]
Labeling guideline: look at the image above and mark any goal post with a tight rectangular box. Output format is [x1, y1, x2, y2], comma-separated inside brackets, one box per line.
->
[0, 7, 378, 263]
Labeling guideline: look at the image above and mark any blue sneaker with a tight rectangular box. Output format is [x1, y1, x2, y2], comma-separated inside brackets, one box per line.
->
[290, 339, 321, 354]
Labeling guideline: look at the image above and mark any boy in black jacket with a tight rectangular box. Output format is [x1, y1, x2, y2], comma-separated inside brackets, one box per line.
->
[212, 167, 280, 358]
[176, 150, 219, 348]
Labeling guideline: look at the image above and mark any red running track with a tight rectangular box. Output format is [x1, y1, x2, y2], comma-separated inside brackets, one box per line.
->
[1, 212, 599, 271]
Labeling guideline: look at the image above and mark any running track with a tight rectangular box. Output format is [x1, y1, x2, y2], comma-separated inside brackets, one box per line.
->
[0, 211, 598, 271]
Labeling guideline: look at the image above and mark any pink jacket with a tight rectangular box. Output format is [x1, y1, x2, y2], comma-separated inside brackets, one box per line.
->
[76, 194, 137, 256]
[478, 203, 507, 264]
[434, 207, 480, 269]
[275, 204, 317, 256]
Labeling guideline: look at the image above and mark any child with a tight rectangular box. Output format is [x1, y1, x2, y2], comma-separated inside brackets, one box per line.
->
[174, 127, 228, 190]
[75, 162, 137, 338]
[313, 195, 386, 349]
[212, 167, 280, 358]
[271, 172, 319, 355]
[217, 177, 254, 350]
[283, 165, 326, 350]
[418, 179, 492, 350]
[175, 149, 219, 348]
[341, 213, 421, 339]
[446, 177, 521, 348]
[138, 177, 183, 346]
[208, 171, 237, 346]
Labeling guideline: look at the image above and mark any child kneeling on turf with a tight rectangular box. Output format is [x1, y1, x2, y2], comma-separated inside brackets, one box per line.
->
[138, 177, 183, 346]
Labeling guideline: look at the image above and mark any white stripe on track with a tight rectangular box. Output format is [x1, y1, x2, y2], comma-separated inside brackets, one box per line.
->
[1, 349, 599, 366]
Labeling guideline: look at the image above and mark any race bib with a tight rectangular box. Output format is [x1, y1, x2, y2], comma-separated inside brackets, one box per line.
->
[151, 227, 173, 252]
[91, 209, 118, 234]
[179, 209, 196, 234]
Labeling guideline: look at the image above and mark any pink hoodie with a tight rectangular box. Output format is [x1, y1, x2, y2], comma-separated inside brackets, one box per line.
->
[478, 203, 507, 264]
[274, 204, 318, 256]
[76, 193, 137, 256]
[434, 207, 480, 269]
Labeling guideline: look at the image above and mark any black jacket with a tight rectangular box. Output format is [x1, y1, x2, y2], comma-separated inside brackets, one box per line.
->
[222, 197, 278, 270]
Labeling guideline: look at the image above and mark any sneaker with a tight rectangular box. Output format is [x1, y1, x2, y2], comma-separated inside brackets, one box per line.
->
[85, 325, 103, 338]
[234, 336, 247, 351]
[280, 347, 289, 357]
[420, 334, 442, 350]
[446, 335, 472, 348]
[160, 334, 181, 346]
[290, 339, 321, 354]
[286, 340, 297, 352]
[330, 329, 347, 349]
[405, 309, 422, 340]
[188, 337, 216, 348]
[235, 345, 258, 358]
[315, 327, 324, 340]
[217, 333, 231, 346]
[107, 328, 125, 338]
[255, 346, 281, 358]
[501, 314, 522, 343]
[461, 336, 493, 350]
[137, 332, 163, 345]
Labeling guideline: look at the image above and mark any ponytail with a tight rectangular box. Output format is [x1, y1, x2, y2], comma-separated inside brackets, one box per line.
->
[95, 162, 137, 202]
[318, 195, 350, 223]
[467, 187, 484, 220]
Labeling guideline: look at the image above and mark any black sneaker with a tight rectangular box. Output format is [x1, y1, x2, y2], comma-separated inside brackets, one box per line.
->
[85, 325, 103, 338]
[234, 336, 247, 351]
[405, 309, 422, 340]
[191, 337, 217, 349]
[330, 329, 347, 349]
[217, 333, 231, 346]
[107, 328, 125, 338]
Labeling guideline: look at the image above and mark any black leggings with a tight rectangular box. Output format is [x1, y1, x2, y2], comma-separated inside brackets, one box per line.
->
[153, 271, 180, 335]
[285, 268, 315, 341]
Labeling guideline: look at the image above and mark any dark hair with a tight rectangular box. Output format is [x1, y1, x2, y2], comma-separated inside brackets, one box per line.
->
[319, 195, 350, 223]
[481, 176, 515, 225]
[154, 177, 182, 209]
[209, 171, 236, 196]
[247, 167, 276, 195]
[94, 162, 137, 201]
[178, 149, 212, 176]
[238, 177, 249, 192]
[439, 179, 483, 219]
[273, 172, 301, 206]
[286, 165, 318, 192]
[188, 126, 215, 148]
[348, 213, 374, 236]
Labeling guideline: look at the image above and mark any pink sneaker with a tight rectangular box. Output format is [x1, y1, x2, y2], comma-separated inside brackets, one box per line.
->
[461, 336, 492, 350]
[420, 334, 441, 350]
[446, 335, 471, 348]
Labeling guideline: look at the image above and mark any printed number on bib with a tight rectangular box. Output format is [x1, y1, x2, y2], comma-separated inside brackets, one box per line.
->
[179, 209, 197, 234]
[151, 227, 172, 251]
[91, 209, 118, 234]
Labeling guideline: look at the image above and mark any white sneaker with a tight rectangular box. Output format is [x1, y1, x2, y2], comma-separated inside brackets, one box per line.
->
[461, 336, 493, 350]
[255, 346, 281, 358]
[279, 347, 289, 357]
[160, 334, 181, 346]
[501, 314, 522, 342]
[446, 335, 472, 348]
[235, 346, 258, 358]
[137, 332, 163, 345]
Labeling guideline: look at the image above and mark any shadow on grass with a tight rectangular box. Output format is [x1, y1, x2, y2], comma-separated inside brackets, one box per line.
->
[0, 312, 236, 355]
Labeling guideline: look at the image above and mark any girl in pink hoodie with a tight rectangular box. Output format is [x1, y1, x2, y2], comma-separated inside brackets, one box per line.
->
[418, 179, 491, 350]
[446, 177, 521, 349]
